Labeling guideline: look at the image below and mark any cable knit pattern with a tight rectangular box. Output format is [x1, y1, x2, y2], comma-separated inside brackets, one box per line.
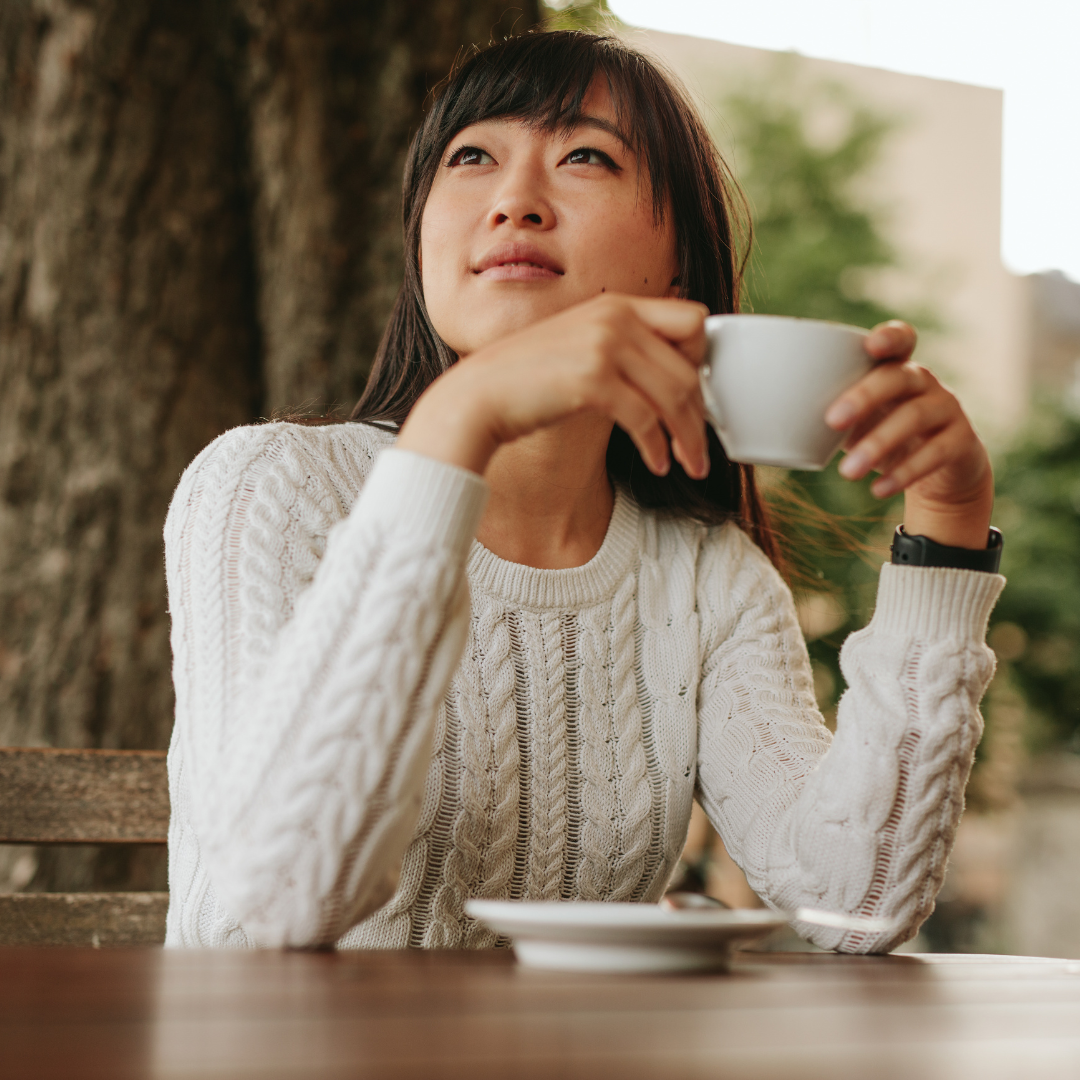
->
[463, 606, 519, 947]
[525, 611, 568, 901]
[607, 577, 653, 900]
[165, 421, 1003, 952]
[575, 600, 616, 901]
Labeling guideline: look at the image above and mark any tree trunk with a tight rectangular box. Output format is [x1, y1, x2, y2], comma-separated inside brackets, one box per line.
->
[0, 0, 260, 755]
[0, 0, 538, 892]
[0, 0, 260, 891]
[239, 0, 540, 413]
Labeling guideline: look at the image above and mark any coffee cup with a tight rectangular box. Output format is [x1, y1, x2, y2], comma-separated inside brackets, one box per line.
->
[700, 314, 872, 470]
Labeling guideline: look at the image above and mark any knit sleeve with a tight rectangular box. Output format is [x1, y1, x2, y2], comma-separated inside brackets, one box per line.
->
[164, 425, 487, 947]
[694, 526, 1003, 953]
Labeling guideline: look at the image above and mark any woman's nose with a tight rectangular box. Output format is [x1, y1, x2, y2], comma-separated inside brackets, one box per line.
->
[488, 168, 554, 230]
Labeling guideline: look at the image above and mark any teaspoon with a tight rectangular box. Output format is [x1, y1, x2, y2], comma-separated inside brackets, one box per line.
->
[661, 891, 902, 936]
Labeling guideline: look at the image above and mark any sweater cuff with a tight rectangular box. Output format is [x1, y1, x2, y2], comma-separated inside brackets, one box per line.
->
[868, 563, 1005, 641]
[352, 448, 489, 558]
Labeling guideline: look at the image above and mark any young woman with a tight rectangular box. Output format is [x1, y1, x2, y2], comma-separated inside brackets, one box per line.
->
[163, 31, 1002, 952]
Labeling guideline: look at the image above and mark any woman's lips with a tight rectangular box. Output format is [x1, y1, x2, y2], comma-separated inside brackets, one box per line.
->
[477, 261, 562, 281]
[473, 243, 564, 281]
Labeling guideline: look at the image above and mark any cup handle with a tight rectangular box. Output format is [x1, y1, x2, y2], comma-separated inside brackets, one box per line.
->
[700, 364, 722, 429]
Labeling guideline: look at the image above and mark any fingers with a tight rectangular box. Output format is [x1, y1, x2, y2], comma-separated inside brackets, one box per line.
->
[826, 360, 932, 432]
[615, 311, 709, 478]
[461, 292, 713, 478]
[618, 296, 709, 367]
[838, 390, 957, 482]
[867, 424, 971, 498]
[595, 378, 673, 477]
[864, 320, 917, 363]
[830, 354, 984, 503]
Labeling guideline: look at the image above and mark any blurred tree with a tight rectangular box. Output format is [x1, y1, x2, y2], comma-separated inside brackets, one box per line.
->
[542, 0, 613, 30]
[716, 67, 921, 719]
[0, 0, 538, 893]
[725, 69, 905, 329]
[985, 405, 1080, 749]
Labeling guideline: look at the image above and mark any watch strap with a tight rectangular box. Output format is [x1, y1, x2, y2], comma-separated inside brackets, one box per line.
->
[890, 525, 1003, 574]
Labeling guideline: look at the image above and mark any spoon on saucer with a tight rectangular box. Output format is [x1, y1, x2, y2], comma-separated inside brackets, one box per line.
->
[661, 892, 902, 936]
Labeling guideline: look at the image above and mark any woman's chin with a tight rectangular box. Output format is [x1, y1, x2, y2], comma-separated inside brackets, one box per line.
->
[446, 298, 579, 352]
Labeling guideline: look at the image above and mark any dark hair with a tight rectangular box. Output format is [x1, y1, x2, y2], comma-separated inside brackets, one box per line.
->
[351, 29, 780, 569]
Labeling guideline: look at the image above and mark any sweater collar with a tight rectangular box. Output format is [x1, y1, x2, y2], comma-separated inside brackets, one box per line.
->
[467, 487, 640, 610]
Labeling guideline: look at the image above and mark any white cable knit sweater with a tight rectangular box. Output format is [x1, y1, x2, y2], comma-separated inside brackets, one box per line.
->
[163, 421, 1003, 952]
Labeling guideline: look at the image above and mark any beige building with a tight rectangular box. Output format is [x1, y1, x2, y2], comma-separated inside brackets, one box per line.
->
[1027, 270, 1080, 403]
[626, 28, 1029, 440]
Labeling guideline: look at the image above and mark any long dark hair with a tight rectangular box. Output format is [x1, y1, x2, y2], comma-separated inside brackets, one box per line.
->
[351, 30, 780, 569]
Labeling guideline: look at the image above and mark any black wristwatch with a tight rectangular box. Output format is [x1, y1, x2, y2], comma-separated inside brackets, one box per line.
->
[890, 525, 1003, 574]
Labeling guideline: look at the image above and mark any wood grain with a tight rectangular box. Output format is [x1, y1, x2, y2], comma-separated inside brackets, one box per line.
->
[0, 891, 167, 946]
[2, 948, 1079, 1080]
[0, 748, 169, 844]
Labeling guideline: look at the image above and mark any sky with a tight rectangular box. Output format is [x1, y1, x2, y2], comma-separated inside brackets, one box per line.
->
[609, 0, 1080, 282]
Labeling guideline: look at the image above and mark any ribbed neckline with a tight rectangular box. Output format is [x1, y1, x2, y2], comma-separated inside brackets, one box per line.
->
[467, 487, 641, 610]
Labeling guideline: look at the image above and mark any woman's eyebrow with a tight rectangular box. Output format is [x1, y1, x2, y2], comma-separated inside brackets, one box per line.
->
[560, 115, 633, 152]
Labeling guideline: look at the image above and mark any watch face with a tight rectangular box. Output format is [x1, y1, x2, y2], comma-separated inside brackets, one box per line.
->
[890, 527, 925, 566]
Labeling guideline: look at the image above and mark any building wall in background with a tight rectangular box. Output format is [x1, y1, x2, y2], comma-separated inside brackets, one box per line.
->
[1027, 271, 1080, 403]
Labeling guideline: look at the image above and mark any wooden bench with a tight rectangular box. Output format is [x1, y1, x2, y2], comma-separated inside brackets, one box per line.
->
[0, 747, 169, 946]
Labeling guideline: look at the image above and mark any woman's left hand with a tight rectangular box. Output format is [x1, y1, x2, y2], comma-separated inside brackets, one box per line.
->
[824, 321, 994, 550]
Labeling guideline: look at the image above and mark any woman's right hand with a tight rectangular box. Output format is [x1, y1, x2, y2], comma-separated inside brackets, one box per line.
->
[396, 294, 711, 479]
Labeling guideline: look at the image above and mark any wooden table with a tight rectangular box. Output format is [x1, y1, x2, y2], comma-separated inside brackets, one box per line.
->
[4, 947, 1080, 1079]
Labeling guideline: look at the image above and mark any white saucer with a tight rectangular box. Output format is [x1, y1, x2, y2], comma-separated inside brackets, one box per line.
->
[465, 900, 787, 973]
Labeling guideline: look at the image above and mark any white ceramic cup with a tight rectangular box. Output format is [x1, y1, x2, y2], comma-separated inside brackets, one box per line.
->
[700, 313, 872, 470]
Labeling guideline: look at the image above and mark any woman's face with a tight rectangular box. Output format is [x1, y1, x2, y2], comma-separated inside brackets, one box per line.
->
[420, 81, 680, 358]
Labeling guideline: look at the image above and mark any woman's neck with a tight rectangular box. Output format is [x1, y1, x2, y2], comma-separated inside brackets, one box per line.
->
[476, 416, 615, 570]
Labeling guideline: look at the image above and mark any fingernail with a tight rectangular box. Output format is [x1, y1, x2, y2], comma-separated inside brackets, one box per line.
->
[872, 476, 898, 498]
[655, 456, 670, 476]
[839, 450, 869, 479]
[825, 401, 857, 428]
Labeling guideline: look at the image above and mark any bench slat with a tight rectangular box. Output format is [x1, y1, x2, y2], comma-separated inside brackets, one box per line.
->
[0, 748, 169, 843]
[0, 891, 168, 946]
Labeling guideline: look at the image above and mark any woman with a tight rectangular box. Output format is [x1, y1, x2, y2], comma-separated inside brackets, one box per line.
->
[164, 31, 1002, 951]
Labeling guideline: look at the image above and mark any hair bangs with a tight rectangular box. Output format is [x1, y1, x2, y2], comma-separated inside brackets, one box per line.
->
[427, 34, 671, 223]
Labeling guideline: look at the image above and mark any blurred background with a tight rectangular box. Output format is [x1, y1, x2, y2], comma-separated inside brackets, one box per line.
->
[1, 0, 1078, 958]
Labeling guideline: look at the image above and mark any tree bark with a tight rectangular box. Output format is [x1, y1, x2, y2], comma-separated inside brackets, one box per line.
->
[0, 0, 539, 892]
[238, 0, 539, 412]
[0, 0, 260, 755]
[0, 0, 260, 891]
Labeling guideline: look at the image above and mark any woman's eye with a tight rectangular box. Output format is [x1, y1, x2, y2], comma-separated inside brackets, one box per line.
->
[447, 146, 495, 167]
[563, 147, 616, 168]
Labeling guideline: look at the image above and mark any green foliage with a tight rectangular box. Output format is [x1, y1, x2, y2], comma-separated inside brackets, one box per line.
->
[724, 71, 904, 331]
[987, 405, 1080, 747]
[715, 68, 915, 712]
[541, 0, 615, 31]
